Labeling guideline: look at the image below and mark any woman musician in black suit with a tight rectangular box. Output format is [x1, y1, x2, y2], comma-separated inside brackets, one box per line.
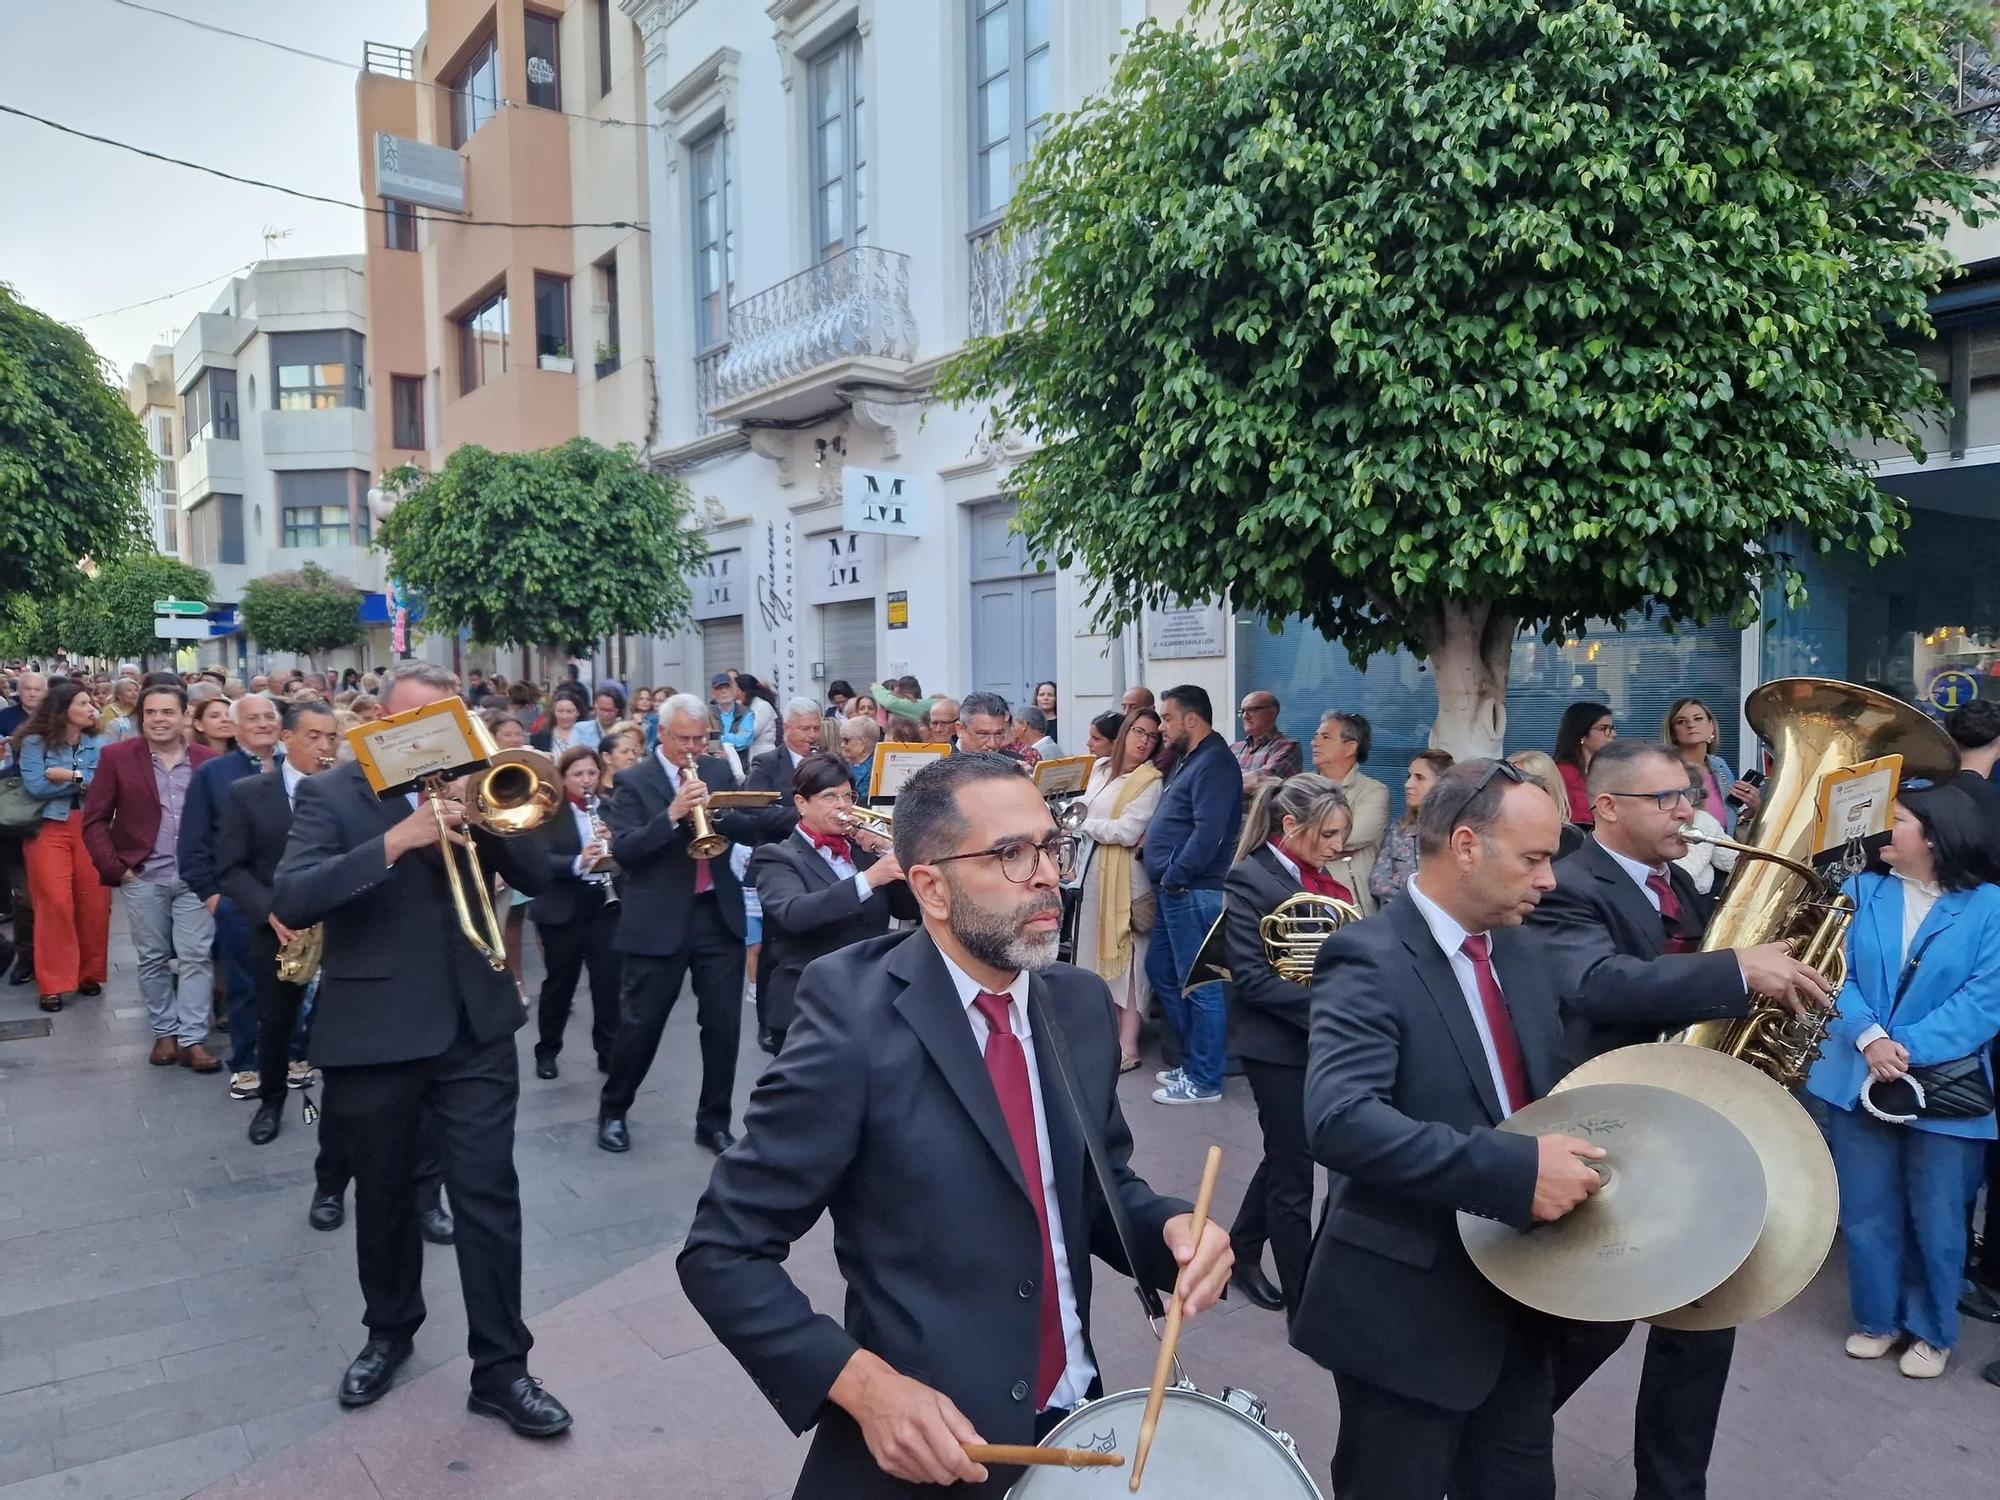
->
[746, 752, 919, 1054]
[527, 746, 623, 1080]
[1223, 772, 1355, 1317]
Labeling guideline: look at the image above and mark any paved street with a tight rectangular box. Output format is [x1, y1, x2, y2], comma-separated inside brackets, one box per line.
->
[0, 909, 1997, 1500]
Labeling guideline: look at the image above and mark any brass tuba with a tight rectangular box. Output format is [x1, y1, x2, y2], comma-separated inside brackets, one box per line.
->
[1258, 890, 1363, 984]
[1666, 678, 1958, 1087]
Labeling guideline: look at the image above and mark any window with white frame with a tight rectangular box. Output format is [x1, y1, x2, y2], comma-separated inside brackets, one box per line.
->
[691, 128, 733, 352]
[809, 34, 866, 262]
[970, 0, 1051, 226]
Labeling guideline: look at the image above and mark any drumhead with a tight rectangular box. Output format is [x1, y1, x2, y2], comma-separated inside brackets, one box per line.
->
[1008, 1387, 1322, 1497]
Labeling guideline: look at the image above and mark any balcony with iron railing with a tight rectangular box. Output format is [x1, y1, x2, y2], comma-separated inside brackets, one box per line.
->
[707, 247, 918, 423]
[363, 42, 414, 79]
[693, 347, 729, 437]
[968, 223, 1041, 341]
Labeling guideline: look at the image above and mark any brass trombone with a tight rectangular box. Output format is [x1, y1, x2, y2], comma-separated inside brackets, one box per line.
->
[427, 727, 562, 972]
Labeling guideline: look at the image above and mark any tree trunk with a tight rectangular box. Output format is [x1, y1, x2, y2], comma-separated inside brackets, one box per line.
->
[1418, 601, 1516, 760]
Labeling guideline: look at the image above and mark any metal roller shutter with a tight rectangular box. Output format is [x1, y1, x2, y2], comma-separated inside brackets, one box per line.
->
[701, 616, 744, 688]
[818, 600, 876, 706]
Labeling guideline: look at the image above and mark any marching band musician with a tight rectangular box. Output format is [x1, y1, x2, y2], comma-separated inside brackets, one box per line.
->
[526, 746, 623, 1081]
[744, 752, 917, 1055]
[680, 753, 1231, 1497]
[596, 692, 762, 1158]
[1222, 773, 1351, 1317]
[1528, 739, 1829, 1500]
[1292, 759, 1601, 1500]
[272, 663, 571, 1438]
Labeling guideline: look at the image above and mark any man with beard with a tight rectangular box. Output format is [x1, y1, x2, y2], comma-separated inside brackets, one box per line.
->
[680, 752, 1233, 1497]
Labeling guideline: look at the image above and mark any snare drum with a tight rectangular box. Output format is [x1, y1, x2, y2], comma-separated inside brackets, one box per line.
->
[1007, 1385, 1322, 1497]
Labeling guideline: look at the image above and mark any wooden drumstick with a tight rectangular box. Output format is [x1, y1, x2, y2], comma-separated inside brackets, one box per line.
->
[963, 1443, 1124, 1468]
[1130, 1143, 1222, 1492]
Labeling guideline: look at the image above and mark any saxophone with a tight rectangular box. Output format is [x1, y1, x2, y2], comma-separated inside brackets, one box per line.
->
[1666, 678, 1958, 1088]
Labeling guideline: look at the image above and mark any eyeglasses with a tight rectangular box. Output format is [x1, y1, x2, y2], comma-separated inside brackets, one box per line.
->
[1433, 758, 1528, 828]
[1130, 729, 1162, 743]
[1604, 788, 1695, 811]
[929, 716, 962, 728]
[930, 832, 1079, 884]
[1240, 703, 1275, 715]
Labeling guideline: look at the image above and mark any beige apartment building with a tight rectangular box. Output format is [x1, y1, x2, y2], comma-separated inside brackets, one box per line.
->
[355, 0, 654, 672]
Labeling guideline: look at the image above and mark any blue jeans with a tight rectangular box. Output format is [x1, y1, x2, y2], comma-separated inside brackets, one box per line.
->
[1146, 885, 1226, 1093]
[213, 898, 259, 1072]
[1825, 1102, 1986, 1350]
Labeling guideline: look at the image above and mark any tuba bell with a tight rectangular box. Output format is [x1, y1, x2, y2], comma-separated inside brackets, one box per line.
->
[424, 717, 561, 971]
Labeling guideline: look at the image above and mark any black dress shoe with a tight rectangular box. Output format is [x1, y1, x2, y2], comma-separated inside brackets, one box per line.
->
[77, 982, 101, 997]
[1961, 1283, 2000, 1324]
[534, 1055, 558, 1080]
[1231, 1261, 1285, 1312]
[247, 1099, 283, 1146]
[8, 959, 31, 987]
[338, 1338, 413, 1407]
[595, 1053, 610, 1074]
[694, 1126, 735, 1156]
[417, 1204, 455, 1246]
[308, 1192, 345, 1231]
[596, 1115, 630, 1153]
[757, 1027, 781, 1056]
[467, 1375, 573, 1437]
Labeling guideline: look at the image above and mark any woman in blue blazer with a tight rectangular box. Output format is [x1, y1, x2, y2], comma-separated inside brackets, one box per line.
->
[1807, 780, 2000, 1379]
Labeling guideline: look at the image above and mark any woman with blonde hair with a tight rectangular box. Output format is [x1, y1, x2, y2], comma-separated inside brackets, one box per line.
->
[1071, 707, 1165, 1071]
[1508, 749, 1586, 857]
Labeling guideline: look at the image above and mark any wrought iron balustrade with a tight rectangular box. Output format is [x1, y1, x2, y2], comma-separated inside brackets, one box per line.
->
[968, 222, 1041, 340]
[712, 247, 917, 403]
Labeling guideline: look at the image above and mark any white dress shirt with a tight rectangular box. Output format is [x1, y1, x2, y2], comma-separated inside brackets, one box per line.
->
[1854, 872, 1944, 1052]
[568, 801, 615, 894]
[934, 948, 1095, 1410]
[1403, 877, 1519, 1119]
[282, 758, 306, 807]
[1595, 834, 1750, 997]
[793, 826, 872, 902]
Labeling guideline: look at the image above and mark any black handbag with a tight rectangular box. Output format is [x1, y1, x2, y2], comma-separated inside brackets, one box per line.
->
[1866, 931, 1996, 1122]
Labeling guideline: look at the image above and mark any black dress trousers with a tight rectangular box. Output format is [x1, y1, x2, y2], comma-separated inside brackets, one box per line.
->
[1553, 1321, 1736, 1500]
[598, 893, 742, 1134]
[534, 885, 622, 1066]
[1229, 1057, 1313, 1313]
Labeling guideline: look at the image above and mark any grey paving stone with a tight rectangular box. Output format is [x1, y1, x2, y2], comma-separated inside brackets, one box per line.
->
[0, 1284, 186, 1362]
[0, 1423, 251, 1500]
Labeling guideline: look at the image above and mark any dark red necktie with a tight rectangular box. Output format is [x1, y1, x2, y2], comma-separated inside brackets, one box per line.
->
[802, 827, 853, 864]
[680, 770, 713, 894]
[972, 991, 1065, 1408]
[1274, 842, 1351, 902]
[1646, 872, 1693, 953]
[1458, 934, 1530, 1114]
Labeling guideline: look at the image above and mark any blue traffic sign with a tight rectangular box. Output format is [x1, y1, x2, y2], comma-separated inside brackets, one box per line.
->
[1927, 669, 1979, 713]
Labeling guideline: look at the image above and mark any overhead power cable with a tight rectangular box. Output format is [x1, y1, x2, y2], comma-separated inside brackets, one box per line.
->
[0, 104, 649, 233]
[76, 261, 258, 322]
[107, 0, 660, 132]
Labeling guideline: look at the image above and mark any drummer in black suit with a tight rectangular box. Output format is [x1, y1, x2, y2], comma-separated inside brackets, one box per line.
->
[1223, 772, 1353, 1317]
[746, 752, 918, 1053]
[1527, 738, 1828, 1500]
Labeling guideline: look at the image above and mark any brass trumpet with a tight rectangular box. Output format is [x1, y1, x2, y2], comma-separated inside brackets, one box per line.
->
[679, 752, 780, 858]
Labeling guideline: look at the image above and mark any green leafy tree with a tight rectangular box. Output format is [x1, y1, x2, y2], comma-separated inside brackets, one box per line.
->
[938, 0, 1994, 754]
[240, 563, 364, 666]
[376, 438, 709, 653]
[0, 283, 152, 601]
[61, 555, 213, 665]
[0, 596, 59, 660]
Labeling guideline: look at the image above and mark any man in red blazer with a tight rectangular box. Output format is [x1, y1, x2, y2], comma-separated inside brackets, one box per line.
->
[83, 682, 220, 1070]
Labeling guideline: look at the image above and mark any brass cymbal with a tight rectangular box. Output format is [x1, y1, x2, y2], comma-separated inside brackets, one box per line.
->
[1458, 1083, 1767, 1323]
[1557, 1044, 1838, 1330]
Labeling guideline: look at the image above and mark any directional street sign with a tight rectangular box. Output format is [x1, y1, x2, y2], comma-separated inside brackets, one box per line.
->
[153, 619, 214, 640]
[154, 599, 208, 617]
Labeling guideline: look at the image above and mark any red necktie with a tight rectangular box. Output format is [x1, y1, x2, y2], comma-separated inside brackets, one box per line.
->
[1275, 843, 1352, 902]
[1646, 872, 1693, 953]
[972, 991, 1065, 1409]
[681, 770, 713, 894]
[802, 827, 853, 864]
[1458, 935, 1530, 1114]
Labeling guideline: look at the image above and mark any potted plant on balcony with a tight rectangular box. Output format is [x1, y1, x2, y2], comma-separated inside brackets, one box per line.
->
[594, 340, 620, 379]
[538, 341, 575, 375]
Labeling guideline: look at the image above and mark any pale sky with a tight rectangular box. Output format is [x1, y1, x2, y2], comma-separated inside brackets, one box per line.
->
[2, 0, 419, 378]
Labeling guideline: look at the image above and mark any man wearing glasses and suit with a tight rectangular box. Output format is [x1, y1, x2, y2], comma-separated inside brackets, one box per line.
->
[1528, 738, 1828, 1500]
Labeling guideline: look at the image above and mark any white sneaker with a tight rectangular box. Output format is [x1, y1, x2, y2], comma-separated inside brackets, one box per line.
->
[1845, 1331, 1897, 1359]
[745, 982, 759, 1009]
[227, 1071, 260, 1101]
[1152, 1078, 1223, 1105]
[287, 1061, 319, 1089]
[1155, 1066, 1184, 1087]
[1899, 1340, 1948, 1378]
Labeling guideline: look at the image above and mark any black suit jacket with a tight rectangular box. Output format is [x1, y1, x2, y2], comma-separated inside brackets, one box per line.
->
[523, 802, 616, 929]
[746, 831, 918, 1032]
[1528, 837, 1747, 1066]
[740, 746, 806, 844]
[271, 761, 549, 1068]
[678, 928, 1188, 1499]
[214, 771, 294, 927]
[603, 752, 753, 953]
[1223, 846, 1311, 1067]
[1290, 893, 1562, 1413]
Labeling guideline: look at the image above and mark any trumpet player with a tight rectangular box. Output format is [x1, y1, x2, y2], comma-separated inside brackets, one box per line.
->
[597, 693, 762, 1158]
[215, 702, 339, 1145]
[745, 753, 918, 1054]
[1530, 739, 1831, 1500]
[1223, 774, 1352, 1317]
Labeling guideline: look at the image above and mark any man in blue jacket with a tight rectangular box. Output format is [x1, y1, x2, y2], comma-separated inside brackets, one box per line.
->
[178, 693, 284, 1098]
[1143, 684, 1243, 1104]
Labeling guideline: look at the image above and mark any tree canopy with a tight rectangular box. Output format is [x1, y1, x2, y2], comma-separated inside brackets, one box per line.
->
[375, 438, 709, 653]
[937, 0, 1994, 751]
[0, 283, 152, 601]
[58, 554, 213, 664]
[240, 563, 364, 664]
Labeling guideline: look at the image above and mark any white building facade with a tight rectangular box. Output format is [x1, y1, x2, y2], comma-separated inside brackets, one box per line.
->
[617, 0, 1214, 733]
[123, 348, 182, 560]
[171, 256, 391, 673]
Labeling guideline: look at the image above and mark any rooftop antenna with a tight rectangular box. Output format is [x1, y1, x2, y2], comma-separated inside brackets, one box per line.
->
[261, 225, 293, 260]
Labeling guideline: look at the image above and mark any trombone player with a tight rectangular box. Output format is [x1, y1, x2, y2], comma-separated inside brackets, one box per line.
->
[272, 663, 572, 1437]
[1528, 738, 1829, 1500]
